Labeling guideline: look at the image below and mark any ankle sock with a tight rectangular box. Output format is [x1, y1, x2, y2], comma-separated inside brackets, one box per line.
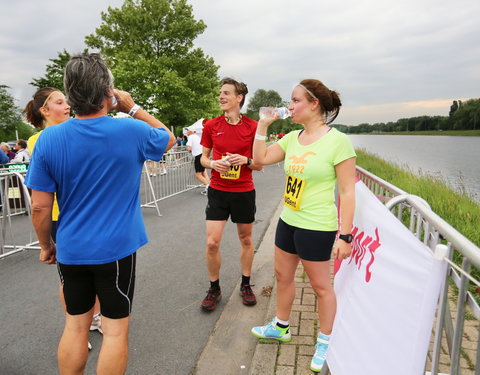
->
[210, 279, 220, 290]
[275, 316, 289, 328]
[318, 332, 330, 342]
[241, 275, 250, 286]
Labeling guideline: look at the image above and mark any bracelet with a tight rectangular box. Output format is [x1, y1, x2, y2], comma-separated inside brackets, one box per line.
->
[210, 160, 215, 169]
[255, 133, 266, 141]
[128, 104, 141, 117]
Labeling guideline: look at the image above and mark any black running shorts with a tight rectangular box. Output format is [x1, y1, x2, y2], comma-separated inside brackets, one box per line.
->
[57, 252, 136, 319]
[205, 187, 256, 224]
[194, 154, 205, 173]
[275, 218, 336, 261]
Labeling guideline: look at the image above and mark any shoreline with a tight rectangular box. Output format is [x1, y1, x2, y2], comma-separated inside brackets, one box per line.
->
[346, 129, 480, 136]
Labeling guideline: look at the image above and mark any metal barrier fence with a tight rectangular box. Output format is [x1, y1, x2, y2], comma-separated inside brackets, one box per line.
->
[0, 150, 202, 258]
[140, 148, 202, 216]
[355, 166, 480, 375]
[0, 167, 40, 258]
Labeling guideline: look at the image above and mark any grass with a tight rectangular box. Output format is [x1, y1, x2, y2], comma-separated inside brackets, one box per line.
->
[356, 149, 480, 247]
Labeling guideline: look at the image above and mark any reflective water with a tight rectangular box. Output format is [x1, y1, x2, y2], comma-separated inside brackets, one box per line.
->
[348, 135, 480, 203]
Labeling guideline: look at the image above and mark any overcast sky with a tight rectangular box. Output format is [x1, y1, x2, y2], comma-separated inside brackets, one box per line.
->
[1, 0, 478, 125]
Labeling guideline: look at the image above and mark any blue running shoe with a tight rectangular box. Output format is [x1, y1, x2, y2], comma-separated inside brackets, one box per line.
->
[310, 333, 330, 372]
[251, 319, 291, 342]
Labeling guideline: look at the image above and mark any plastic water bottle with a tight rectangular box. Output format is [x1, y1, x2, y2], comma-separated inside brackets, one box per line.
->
[259, 107, 291, 120]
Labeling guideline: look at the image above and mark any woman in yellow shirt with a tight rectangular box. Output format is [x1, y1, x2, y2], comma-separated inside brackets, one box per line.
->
[25, 87, 71, 224]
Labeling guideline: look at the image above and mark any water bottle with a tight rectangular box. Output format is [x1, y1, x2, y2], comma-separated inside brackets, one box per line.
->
[259, 107, 291, 120]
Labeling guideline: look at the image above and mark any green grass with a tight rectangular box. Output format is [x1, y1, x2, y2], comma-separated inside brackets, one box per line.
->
[356, 149, 480, 247]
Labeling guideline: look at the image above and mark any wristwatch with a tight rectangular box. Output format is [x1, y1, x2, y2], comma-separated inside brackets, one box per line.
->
[246, 157, 252, 166]
[339, 234, 353, 243]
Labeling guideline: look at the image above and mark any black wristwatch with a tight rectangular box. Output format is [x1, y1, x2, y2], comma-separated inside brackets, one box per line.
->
[339, 234, 353, 243]
[246, 157, 252, 166]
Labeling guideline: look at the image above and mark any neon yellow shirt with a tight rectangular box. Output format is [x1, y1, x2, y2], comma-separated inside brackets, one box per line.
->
[277, 128, 356, 231]
[28, 131, 60, 221]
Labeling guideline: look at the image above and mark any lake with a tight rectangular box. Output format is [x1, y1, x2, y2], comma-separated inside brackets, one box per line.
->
[348, 135, 480, 203]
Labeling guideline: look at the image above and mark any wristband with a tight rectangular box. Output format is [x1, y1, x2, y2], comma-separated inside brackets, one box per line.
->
[128, 104, 141, 117]
[210, 160, 215, 169]
[255, 133, 266, 141]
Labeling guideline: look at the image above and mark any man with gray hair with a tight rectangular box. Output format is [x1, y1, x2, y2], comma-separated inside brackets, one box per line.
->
[25, 53, 175, 374]
[0, 142, 10, 164]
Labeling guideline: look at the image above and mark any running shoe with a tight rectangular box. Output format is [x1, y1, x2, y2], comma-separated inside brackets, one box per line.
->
[310, 333, 330, 372]
[240, 284, 257, 305]
[90, 314, 103, 334]
[201, 287, 221, 311]
[251, 319, 291, 342]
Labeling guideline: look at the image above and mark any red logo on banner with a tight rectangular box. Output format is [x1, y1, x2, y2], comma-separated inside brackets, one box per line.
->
[334, 226, 382, 282]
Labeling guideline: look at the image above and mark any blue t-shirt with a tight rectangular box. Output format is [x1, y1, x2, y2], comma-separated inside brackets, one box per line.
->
[25, 116, 170, 265]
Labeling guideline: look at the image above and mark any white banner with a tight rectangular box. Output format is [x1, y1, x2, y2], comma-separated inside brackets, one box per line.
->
[328, 180, 446, 375]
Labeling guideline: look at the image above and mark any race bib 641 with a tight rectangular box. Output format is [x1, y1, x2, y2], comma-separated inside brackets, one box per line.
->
[283, 174, 305, 210]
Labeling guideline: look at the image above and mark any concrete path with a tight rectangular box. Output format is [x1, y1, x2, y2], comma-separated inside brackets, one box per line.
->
[0, 164, 284, 375]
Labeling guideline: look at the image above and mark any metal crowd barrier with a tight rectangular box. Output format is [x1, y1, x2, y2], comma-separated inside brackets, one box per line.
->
[0, 166, 40, 259]
[0, 150, 202, 258]
[140, 148, 202, 216]
[355, 166, 480, 375]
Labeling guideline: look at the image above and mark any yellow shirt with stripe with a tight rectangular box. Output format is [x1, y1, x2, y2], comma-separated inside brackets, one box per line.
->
[28, 131, 60, 221]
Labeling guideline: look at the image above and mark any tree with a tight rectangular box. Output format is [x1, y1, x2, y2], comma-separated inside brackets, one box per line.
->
[30, 49, 76, 91]
[0, 85, 32, 140]
[85, 0, 220, 132]
[246, 89, 285, 113]
[244, 88, 294, 133]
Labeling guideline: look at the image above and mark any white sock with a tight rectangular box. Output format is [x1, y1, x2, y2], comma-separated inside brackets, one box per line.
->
[318, 332, 330, 342]
[275, 316, 289, 327]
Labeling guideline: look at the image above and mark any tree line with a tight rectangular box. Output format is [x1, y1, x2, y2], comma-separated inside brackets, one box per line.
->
[333, 98, 480, 134]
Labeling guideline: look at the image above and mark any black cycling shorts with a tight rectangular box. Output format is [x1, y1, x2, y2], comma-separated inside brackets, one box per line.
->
[206, 187, 256, 224]
[194, 154, 205, 173]
[275, 218, 336, 261]
[57, 252, 136, 319]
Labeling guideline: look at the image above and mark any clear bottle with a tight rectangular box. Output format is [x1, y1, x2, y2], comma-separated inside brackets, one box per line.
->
[259, 107, 291, 120]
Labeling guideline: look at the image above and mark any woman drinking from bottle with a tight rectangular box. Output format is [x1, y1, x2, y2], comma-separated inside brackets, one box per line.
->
[250, 79, 356, 373]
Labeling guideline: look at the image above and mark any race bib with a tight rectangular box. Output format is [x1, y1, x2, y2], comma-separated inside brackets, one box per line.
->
[220, 156, 241, 179]
[283, 174, 305, 210]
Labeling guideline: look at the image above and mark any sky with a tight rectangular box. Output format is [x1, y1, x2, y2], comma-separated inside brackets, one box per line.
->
[1, 0, 479, 126]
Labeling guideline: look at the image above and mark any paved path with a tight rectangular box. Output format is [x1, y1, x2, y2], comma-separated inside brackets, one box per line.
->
[0, 164, 284, 375]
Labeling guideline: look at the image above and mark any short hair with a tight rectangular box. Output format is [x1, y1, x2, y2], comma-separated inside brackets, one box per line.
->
[220, 77, 248, 108]
[17, 140, 27, 149]
[64, 53, 113, 116]
[0, 142, 10, 150]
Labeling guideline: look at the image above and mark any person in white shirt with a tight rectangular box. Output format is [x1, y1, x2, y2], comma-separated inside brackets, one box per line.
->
[186, 128, 210, 194]
[11, 140, 31, 163]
